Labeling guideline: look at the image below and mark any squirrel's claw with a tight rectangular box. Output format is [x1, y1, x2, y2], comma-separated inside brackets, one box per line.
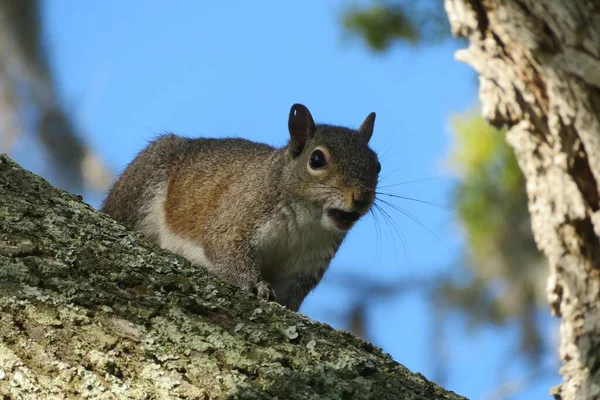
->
[254, 281, 276, 301]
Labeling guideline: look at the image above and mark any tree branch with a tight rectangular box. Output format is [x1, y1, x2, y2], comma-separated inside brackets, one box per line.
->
[0, 154, 465, 399]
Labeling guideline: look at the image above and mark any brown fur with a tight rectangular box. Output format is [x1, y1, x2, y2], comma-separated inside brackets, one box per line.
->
[101, 104, 379, 311]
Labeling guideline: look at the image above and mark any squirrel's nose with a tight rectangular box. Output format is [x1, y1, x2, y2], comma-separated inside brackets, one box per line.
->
[352, 189, 373, 210]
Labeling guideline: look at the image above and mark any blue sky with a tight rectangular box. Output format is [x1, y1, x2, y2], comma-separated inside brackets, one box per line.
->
[24, 1, 559, 398]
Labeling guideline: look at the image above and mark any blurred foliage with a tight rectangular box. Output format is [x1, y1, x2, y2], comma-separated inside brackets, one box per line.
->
[0, 0, 111, 193]
[444, 112, 546, 361]
[340, 0, 548, 367]
[342, 1, 451, 51]
[450, 116, 534, 265]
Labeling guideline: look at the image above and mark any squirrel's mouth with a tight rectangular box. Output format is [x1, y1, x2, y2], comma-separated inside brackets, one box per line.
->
[327, 209, 362, 231]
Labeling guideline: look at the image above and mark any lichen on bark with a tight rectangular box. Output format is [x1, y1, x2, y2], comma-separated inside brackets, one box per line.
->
[0, 154, 465, 399]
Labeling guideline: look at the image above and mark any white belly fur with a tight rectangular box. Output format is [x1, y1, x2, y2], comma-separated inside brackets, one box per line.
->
[137, 184, 339, 284]
[255, 203, 341, 282]
[137, 183, 215, 270]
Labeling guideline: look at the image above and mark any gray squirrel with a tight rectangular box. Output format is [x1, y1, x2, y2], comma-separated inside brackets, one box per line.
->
[101, 104, 380, 311]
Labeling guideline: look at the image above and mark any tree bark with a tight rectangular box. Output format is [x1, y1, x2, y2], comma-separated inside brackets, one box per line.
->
[0, 154, 465, 399]
[445, 1, 600, 399]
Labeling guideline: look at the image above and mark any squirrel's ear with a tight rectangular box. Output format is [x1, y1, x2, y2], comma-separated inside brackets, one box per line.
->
[358, 112, 376, 143]
[288, 104, 316, 157]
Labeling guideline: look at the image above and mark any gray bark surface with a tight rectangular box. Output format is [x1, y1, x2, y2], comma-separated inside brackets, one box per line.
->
[0, 154, 465, 399]
[444, 1, 600, 399]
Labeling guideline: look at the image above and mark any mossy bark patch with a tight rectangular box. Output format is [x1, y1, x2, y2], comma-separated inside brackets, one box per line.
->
[0, 154, 466, 399]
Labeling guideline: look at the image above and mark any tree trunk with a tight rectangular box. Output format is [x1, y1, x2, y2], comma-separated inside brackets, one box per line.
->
[445, 1, 600, 399]
[0, 154, 465, 399]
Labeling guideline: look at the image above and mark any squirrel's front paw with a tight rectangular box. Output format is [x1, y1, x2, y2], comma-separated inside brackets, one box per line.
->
[253, 281, 276, 301]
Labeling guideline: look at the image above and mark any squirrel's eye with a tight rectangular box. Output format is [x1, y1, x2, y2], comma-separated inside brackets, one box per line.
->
[376, 161, 381, 174]
[309, 150, 327, 170]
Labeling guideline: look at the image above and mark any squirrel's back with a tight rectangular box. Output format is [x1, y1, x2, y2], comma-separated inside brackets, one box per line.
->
[101, 133, 275, 235]
[101, 134, 182, 230]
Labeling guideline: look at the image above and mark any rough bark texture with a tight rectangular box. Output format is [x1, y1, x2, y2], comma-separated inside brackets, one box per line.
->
[445, 1, 600, 399]
[0, 154, 465, 399]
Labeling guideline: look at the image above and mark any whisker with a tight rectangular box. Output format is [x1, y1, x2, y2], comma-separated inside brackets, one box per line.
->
[378, 146, 414, 164]
[376, 192, 454, 211]
[378, 167, 408, 184]
[373, 203, 400, 266]
[377, 175, 448, 188]
[369, 208, 383, 265]
[373, 202, 411, 269]
[374, 134, 396, 156]
[376, 198, 448, 251]
[375, 135, 404, 161]
[289, 175, 345, 194]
